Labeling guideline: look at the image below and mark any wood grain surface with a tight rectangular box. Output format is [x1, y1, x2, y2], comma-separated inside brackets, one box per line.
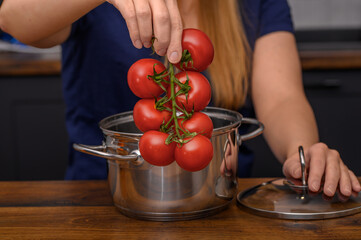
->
[1, 49, 361, 77]
[0, 178, 360, 240]
[300, 50, 361, 70]
[0, 52, 60, 76]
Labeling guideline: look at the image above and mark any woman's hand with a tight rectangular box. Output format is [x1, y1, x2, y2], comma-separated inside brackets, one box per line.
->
[107, 0, 183, 63]
[283, 142, 361, 197]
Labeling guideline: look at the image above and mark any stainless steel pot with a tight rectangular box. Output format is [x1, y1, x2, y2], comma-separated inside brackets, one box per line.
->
[73, 107, 263, 221]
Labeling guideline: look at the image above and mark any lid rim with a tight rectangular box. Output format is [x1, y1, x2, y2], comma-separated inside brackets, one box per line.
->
[236, 178, 361, 220]
[237, 199, 361, 220]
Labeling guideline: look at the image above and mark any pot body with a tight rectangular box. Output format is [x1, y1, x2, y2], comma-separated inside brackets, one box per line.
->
[74, 107, 263, 221]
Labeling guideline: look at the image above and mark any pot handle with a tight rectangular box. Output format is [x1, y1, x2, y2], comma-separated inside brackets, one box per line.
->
[73, 143, 140, 162]
[238, 117, 264, 145]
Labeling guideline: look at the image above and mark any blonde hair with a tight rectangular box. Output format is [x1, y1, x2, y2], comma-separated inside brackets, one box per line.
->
[198, 0, 250, 110]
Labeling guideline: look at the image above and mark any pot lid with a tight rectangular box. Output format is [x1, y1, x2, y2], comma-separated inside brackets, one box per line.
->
[237, 146, 361, 220]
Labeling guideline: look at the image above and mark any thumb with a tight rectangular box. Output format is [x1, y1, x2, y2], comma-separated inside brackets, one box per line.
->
[282, 156, 302, 179]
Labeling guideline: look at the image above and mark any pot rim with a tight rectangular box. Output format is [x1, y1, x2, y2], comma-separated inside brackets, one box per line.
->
[99, 106, 243, 137]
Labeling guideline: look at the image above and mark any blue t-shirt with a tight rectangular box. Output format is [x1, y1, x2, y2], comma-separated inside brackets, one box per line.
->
[61, 0, 293, 180]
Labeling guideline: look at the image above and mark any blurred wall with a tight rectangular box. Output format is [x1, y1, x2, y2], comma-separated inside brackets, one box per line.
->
[288, 0, 361, 30]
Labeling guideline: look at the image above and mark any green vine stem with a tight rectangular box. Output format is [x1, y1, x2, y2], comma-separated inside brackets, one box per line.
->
[179, 49, 198, 71]
[168, 63, 182, 139]
[146, 57, 196, 145]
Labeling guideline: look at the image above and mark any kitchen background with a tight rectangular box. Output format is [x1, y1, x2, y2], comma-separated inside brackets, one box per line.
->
[290, 0, 361, 30]
[0, 0, 360, 180]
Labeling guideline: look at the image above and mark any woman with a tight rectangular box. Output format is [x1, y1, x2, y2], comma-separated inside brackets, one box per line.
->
[0, 0, 359, 197]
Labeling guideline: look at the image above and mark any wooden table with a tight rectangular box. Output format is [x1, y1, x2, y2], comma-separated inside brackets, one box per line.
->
[1, 178, 360, 240]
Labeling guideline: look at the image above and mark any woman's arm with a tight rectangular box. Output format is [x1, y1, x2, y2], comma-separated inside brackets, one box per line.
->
[0, 0, 104, 47]
[251, 31, 360, 196]
[252, 32, 317, 161]
[0, 0, 182, 63]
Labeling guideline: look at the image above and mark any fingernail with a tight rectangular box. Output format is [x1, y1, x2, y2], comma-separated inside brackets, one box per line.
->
[157, 48, 166, 56]
[311, 181, 319, 191]
[169, 51, 179, 63]
[134, 40, 142, 49]
[326, 185, 335, 196]
[343, 187, 351, 196]
[143, 41, 151, 48]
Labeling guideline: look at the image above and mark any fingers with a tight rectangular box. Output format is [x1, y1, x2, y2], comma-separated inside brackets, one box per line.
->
[283, 143, 360, 197]
[112, 0, 142, 49]
[348, 169, 361, 192]
[134, 0, 153, 48]
[112, 0, 182, 57]
[338, 161, 352, 196]
[307, 143, 327, 192]
[307, 144, 359, 197]
[323, 149, 342, 197]
[164, 0, 183, 63]
[149, 0, 171, 55]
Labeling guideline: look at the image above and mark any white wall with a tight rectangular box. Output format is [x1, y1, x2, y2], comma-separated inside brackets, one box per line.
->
[288, 0, 361, 30]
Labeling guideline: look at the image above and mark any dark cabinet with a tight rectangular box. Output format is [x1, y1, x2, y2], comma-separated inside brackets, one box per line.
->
[0, 75, 68, 180]
[249, 69, 361, 177]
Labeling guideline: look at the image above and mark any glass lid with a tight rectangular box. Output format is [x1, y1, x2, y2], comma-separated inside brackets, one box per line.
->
[237, 147, 361, 220]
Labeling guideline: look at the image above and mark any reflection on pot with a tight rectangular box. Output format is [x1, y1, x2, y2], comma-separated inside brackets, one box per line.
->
[215, 131, 238, 199]
[74, 107, 264, 221]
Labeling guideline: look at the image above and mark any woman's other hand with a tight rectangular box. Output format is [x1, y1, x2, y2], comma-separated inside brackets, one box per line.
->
[107, 0, 183, 63]
[283, 142, 361, 197]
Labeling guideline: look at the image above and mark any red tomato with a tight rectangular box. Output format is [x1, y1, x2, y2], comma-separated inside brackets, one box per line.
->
[175, 135, 213, 172]
[133, 99, 172, 132]
[169, 71, 211, 112]
[175, 28, 214, 72]
[127, 58, 168, 98]
[139, 131, 176, 167]
[178, 112, 213, 139]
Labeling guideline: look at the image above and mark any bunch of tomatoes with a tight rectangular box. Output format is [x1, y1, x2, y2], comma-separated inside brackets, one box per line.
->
[127, 29, 214, 172]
